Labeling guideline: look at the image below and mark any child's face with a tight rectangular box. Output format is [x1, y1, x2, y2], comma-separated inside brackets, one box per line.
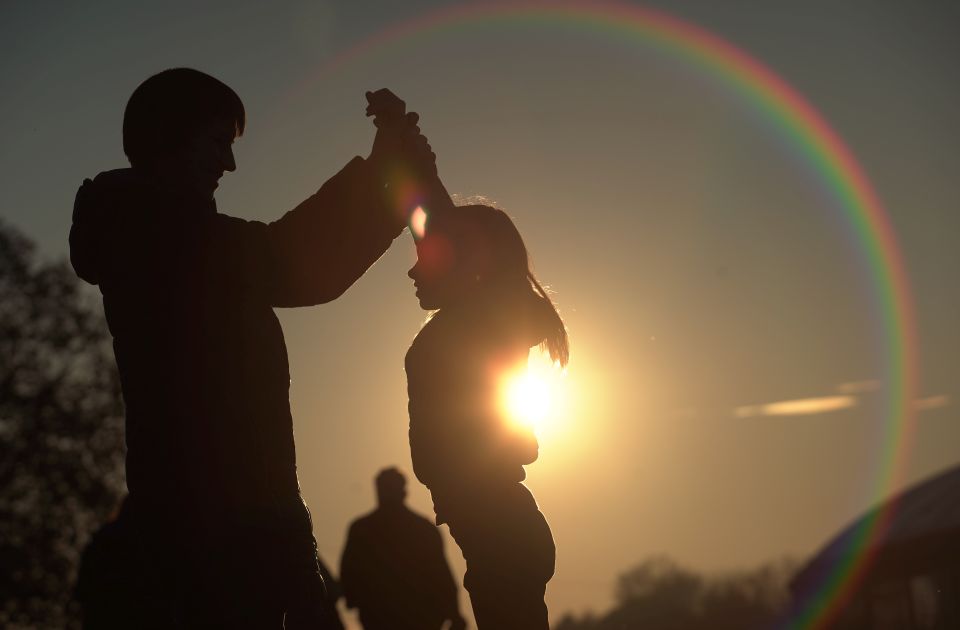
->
[408, 231, 471, 310]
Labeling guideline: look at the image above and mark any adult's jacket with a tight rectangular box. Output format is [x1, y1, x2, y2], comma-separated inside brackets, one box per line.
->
[69, 157, 404, 567]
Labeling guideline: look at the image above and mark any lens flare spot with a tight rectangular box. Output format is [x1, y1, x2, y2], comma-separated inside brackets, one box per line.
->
[411, 206, 427, 239]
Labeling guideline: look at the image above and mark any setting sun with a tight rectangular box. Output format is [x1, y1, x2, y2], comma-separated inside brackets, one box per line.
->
[499, 351, 569, 438]
[503, 371, 551, 430]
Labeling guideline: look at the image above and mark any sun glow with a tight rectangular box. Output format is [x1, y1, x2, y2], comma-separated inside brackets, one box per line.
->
[500, 351, 570, 439]
[504, 372, 552, 429]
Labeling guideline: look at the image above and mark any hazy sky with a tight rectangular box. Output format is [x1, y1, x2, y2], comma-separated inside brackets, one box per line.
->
[3, 0, 960, 623]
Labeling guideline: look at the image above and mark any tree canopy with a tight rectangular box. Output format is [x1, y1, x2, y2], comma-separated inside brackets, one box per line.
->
[0, 220, 125, 629]
[556, 555, 797, 630]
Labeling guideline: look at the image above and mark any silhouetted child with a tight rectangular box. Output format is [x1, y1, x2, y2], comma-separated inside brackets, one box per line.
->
[340, 467, 464, 630]
[404, 204, 569, 629]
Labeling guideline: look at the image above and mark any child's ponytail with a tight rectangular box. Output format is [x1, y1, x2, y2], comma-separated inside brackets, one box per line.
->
[528, 272, 569, 368]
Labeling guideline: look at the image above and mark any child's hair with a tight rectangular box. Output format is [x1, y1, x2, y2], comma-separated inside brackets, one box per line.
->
[429, 204, 569, 367]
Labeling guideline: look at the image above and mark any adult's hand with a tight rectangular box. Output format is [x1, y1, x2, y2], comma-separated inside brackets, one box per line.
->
[366, 89, 414, 172]
[365, 88, 406, 125]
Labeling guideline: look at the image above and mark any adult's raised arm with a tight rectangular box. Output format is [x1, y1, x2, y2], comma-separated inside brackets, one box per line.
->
[264, 155, 406, 307]
[211, 91, 444, 307]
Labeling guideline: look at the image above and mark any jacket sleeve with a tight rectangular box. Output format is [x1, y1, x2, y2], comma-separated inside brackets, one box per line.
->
[264, 156, 407, 307]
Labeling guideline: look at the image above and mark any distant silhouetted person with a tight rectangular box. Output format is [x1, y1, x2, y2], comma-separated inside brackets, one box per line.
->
[404, 203, 568, 629]
[69, 69, 429, 627]
[340, 468, 465, 630]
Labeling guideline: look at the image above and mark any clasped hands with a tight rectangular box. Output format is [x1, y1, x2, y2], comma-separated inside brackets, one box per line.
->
[365, 88, 438, 190]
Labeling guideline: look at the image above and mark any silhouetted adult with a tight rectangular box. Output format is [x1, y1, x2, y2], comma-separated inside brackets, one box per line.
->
[69, 69, 428, 628]
[340, 468, 465, 630]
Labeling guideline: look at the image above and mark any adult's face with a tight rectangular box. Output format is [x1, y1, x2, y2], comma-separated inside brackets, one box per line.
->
[162, 117, 238, 200]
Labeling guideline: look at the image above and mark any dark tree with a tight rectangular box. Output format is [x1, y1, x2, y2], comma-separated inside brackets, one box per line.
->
[555, 556, 797, 630]
[0, 219, 125, 629]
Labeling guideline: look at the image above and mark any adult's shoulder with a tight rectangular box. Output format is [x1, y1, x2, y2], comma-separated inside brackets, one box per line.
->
[89, 167, 139, 183]
[347, 509, 377, 529]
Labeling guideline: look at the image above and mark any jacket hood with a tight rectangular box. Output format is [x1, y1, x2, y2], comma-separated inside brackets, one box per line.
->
[69, 168, 216, 286]
[69, 168, 144, 286]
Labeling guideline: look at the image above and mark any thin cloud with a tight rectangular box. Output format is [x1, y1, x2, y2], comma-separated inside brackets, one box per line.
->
[735, 395, 857, 418]
[734, 405, 762, 419]
[836, 380, 881, 394]
[915, 395, 950, 411]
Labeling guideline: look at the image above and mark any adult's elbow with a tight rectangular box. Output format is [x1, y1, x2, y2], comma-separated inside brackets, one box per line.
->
[317, 278, 351, 303]
[295, 278, 349, 305]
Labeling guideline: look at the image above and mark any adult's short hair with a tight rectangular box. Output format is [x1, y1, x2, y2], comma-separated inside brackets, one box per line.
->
[122, 68, 245, 169]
